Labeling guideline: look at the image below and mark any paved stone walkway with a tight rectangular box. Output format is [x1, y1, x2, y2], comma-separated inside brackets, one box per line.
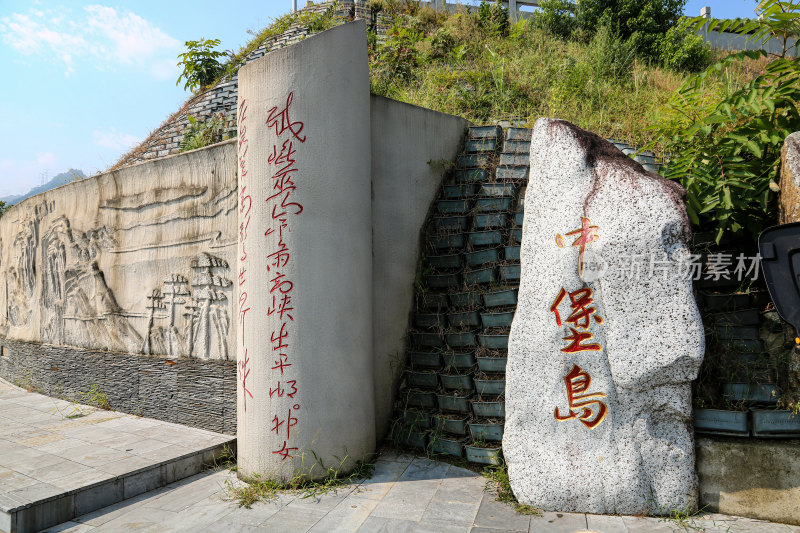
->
[44, 452, 800, 533]
[0, 378, 234, 532]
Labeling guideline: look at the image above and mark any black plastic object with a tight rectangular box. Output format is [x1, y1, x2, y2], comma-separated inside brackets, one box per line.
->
[759, 222, 800, 332]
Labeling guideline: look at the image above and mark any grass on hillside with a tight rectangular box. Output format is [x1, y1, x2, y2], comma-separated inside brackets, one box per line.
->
[368, 3, 764, 150]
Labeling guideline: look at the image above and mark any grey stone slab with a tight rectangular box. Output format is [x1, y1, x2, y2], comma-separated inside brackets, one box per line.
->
[85, 506, 178, 533]
[286, 486, 357, 513]
[1, 447, 63, 475]
[144, 471, 227, 512]
[0, 470, 40, 494]
[420, 500, 479, 526]
[33, 437, 87, 454]
[470, 527, 526, 533]
[161, 452, 205, 484]
[215, 496, 290, 527]
[410, 518, 474, 533]
[306, 495, 379, 532]
[351, 459, 409, 501]
[75, 478, 123, 516]
[95, 455, 156, 477]
[586, 514, 627, 533]
[73, 486, 172, 526]
[157, 494, 237, 531]
[620, 516, 677, 532]
[26, 459, 91, 484]
[5, 481, 63, 504]
[432, 474, 485, 506]
[57, 443, 133, 468]
[49, 468, 116, 492]
[400, 458, 451, 482]
[473, 495, 531, 532]
[39, 521, 95, 532]
[257, 505, 327, 533]
[107, 437, 171, 455]
[371, 478, 442, 521]
[138, 443, 194, 463]
[356, 517, 415, 533]
[531, 512, 588, 533]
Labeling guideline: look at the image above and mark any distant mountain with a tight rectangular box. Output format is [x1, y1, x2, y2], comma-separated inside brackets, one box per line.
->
[0, 169, 86, 205]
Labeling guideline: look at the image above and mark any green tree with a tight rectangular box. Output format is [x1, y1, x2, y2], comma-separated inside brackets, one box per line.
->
[577, 0, 685, 61]
[533, 0, 577, 39]
[650, 0, 800, 242]
[176, 38, 227, 92]
[0, 201, 9, 217]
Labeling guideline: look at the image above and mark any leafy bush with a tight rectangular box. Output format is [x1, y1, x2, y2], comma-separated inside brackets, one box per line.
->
[659, 22, 711, 72]
[587, 25, 636, 79]
[577, 0, 686, 62]
[533, 0, 577, 39]
[176, 38, 227, 92]
[430, 28, 456, 59]
[477, 0, 509, 37]
[651, 0, 800, 242]
[180, 113, 226, 152]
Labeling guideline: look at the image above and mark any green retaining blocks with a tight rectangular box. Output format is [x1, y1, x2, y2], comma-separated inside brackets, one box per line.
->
[465, 138, 498, 152]
[504, 140, 531, 153]
[448, 310, 481, 328]
[479, 334, 509, 350]
[479, 183, 516, 197]
[499, 264, 521, 282]
[414, 313, 447, 329]
[425, 272, 461, 289]
[465, 444, 502, 465]
[472, 400, 506, 418]
[480, 311, 515, 328]
[442, 184, 477, 199]
[476, 197, 513, 212]
[455, 168, 489, 183]
[458, 153, 492, 168]
[514, 212, 524, 226]
[499, 153, 528, 166]
[406, 370, 438, 389]
[437, 392, 473, 413]
[437, 199, 472, 214]
[430, 233, 465, 250]
[509, 228, 522, 242]
[468, 230, 503, 247]
[434, 414, 469, 435]
[442, 351, 477, 369]
[432, 215, 469, 232]
[418, 292, 449, 309]
[449, 291, 482, 309]
[473, 213, 508, 230]
[504, 246, 520, 261]
[475, 377, 506, 396]
[409, 351, 442, 369]
[411, 331, 444, 348]
[464, 266, 497, 285]
[446, 330, 479, 348]
[483, 289, 517, 307]
[428, 253, 461, 270]
[477, 356, 507, 372]
[468, 422, 504, 441]
[505, 127, 531, 141]
[404, 389, 437, 409]
[440, 371, 475, 392]
[432, 436, 465, 457]
[469, 125, 503, 138]
[496, 166, 528, 181]
[464, 247, 500, 266]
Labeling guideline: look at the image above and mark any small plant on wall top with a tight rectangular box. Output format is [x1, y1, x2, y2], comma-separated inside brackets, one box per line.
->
[179, 113, 226, 152]
[176, 38, 228, 93]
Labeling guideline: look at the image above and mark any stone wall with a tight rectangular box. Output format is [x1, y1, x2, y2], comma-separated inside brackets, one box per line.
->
[0, 141, 238, 360]
[112, 0, 385, 170]
[0, 338, 236, 434]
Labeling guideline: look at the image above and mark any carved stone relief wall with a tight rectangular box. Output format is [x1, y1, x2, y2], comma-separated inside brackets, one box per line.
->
[0, 140, 238, 360]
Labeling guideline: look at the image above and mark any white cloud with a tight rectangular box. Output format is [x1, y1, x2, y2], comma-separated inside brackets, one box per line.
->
[92, 128, 141, 151]
[0, 5, 181, 78]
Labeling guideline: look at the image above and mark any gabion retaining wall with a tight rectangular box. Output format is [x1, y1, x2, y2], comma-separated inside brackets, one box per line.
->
[0, 338, 236, 435]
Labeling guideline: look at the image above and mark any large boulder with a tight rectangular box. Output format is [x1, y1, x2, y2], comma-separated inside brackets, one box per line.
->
[504, 118, 704, 515]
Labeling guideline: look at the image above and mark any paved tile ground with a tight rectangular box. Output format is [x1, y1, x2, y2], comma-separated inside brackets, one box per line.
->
[43, 452, 800, 533]
[0, 378, 233, 520]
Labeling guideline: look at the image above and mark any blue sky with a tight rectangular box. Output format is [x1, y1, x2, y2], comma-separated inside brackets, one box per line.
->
[0, 0, 760, 197]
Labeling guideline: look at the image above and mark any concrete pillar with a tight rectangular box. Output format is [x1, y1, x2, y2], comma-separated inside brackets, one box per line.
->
[236, 20, 374, 481]
[700, 6, 711, 18]
[509, 0, 517, 23]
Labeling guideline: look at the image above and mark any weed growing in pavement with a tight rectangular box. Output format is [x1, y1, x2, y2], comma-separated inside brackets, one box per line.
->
[482, 461, 542, 516]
